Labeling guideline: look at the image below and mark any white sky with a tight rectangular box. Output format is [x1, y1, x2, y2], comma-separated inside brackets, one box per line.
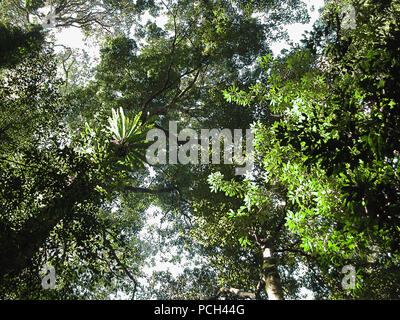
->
[271, 0, 325, 55]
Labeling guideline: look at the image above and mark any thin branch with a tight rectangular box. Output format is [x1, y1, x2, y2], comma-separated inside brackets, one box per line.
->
[274, 247, 313, 260]
[165, 67, 202, 111]
[124, 186, 175, 194]
[0, 156, 37, 169]
[102, 228, 138, 299]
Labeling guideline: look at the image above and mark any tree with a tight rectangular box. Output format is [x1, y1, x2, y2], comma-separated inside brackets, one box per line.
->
[0, 37, 153, 297]
[5, 0, 386, 300]
[0, 22, 44, 68]
[221, 0, 400, 299]
[86, 0, 317, 300]
[0, 0, 156, 35]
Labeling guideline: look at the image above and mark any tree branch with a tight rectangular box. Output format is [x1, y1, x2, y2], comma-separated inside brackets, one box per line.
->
[124, 186, 175, 194]
[209, 287, 257, 300]
[102, 228, 138, 299]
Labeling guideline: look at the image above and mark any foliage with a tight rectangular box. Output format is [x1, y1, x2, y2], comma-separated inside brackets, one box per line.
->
[0, 37, 150, 298]
[0, 23, 44, 68]
[220, 0, 400, 299]
[2, 0, 399, 301]
[0, 0, 156, 36]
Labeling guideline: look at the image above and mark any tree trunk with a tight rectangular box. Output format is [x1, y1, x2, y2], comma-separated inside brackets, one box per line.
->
[0, 178, 96, 277]
[262, 247, 284, 300]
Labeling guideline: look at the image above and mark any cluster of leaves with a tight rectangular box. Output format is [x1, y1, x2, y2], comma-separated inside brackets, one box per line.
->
[0, 23, 44, 68]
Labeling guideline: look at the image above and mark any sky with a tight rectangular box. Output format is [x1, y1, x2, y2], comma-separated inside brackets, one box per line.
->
[53, 0, 325, 299]
[270, 0, 325, 55]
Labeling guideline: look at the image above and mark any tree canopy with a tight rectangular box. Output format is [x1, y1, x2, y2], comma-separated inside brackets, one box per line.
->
[0, 0, 399, 300]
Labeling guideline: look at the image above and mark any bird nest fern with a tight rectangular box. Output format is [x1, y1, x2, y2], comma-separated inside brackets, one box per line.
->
[106, 107, 149, 162]
[107, 107, 142, 143]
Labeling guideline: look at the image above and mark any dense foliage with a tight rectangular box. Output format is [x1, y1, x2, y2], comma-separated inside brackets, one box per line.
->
[0, 0, 399, 300]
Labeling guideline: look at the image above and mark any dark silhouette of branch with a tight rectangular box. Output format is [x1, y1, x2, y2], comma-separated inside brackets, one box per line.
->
[102, 228, 138, 299]
[209, 287, 257, 300]
[124, 186, 175, 194]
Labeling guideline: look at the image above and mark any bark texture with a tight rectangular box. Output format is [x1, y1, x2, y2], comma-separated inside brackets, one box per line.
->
[262, 247, 284, 300]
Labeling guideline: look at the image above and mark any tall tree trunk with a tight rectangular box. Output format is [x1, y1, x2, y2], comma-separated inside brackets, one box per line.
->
[262, 247, 284, 300]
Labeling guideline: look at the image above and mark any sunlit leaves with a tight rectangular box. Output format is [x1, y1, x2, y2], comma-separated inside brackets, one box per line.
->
[107, 107, 143, 145]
